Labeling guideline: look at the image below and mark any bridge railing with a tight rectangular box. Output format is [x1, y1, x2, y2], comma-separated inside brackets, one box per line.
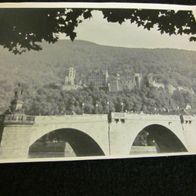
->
[3, 114, 35, 125]
[110, 112, 196, 124]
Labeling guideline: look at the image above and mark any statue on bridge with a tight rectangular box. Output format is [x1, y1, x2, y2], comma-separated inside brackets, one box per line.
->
[5, 83, 24, 114]
[14, 83, 23, 100]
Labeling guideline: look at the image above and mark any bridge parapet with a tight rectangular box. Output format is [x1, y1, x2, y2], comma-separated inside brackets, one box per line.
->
[182, 115, 195, 123]
[3, 114, 35, 125]
[34, 114, 108, 125]
[111, 112, 196, 121]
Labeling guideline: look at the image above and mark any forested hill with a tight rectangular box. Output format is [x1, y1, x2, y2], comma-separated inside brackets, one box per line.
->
[0, 40, 196, 114]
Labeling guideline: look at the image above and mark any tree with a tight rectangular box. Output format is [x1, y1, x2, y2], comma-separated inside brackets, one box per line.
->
[0, 8, 195, 54]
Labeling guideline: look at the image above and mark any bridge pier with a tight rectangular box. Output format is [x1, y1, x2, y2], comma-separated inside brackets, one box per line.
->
[0, 125, 32, 159]
[183, 119, 196, 153]
[109, 113, 189, 155]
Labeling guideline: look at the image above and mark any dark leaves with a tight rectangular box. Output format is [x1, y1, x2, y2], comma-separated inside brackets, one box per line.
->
[0, 8, 195, 54]
[144, 22, 154, 30]
[83, 10, 92, 19]
[190, 36, 196, 41]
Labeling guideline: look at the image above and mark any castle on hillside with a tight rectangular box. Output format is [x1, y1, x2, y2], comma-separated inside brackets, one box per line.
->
[62, 67, 143, 92]
[147, 73, 195, 95]
[85, 69, 109, 90]
[107, 72, 142, 92]
[62, 67, 195, 97]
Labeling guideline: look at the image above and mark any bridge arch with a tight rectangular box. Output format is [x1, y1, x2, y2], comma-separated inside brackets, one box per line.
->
[130, 124, 187, 153]
[28, 128, 105, 158]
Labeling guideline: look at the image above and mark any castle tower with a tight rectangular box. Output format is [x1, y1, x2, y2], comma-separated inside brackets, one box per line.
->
[116, 73, 121, 91]
[134, 73, 142, 89]
[65, 67, 76, 86]
[105, 69, 109, 84]
[147, 73, 154, 86]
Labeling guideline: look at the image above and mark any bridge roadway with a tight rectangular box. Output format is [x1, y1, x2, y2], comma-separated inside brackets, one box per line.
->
[0, 112, 196, 159]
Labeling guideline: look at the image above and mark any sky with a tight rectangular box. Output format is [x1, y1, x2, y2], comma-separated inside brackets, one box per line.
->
[60, 10, 196, 51]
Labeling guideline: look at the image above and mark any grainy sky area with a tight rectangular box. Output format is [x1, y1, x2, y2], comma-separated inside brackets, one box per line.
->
[61, 10, 195, 51]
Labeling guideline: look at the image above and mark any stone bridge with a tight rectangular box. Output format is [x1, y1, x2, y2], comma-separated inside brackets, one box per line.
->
[0, 112, 196, 160]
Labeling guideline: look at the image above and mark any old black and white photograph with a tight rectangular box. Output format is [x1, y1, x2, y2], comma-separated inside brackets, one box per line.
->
[0, 3, 195, 162]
